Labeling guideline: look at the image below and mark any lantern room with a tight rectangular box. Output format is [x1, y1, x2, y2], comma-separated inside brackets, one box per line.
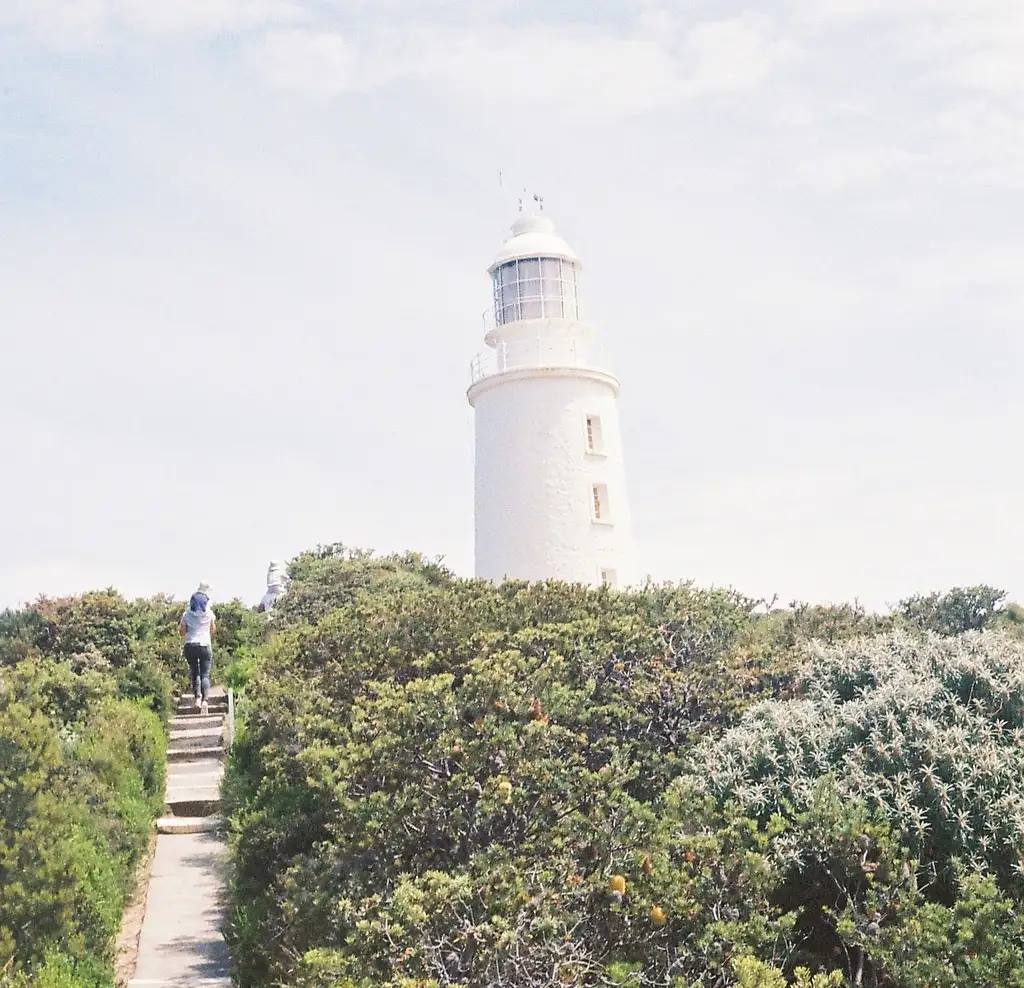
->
[488, 214, 582, 326]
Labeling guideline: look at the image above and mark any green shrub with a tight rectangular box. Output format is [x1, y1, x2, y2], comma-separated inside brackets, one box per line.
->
[115, 653, 174, 723]
[224, 550, 1024, 987]
[0, 593, 173, 986]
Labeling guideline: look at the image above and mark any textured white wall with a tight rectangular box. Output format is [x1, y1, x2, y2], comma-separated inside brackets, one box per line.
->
[471, 369, 635, 586]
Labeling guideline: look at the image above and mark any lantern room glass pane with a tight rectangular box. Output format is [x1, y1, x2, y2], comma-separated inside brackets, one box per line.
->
[540, 258, 561, 279]
[493, 257, 581, 325]
[520, 278, 542, 300]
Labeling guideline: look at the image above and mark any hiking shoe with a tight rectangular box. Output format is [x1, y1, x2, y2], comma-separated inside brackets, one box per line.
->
[201, 700, 209, 716]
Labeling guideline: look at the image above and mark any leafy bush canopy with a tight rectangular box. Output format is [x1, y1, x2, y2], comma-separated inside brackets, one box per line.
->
[223, 549, 1024, 988]
[0, 591, 192, 988]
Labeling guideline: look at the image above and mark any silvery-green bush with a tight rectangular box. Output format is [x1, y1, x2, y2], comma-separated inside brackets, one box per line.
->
[685, 630, 1024, 887]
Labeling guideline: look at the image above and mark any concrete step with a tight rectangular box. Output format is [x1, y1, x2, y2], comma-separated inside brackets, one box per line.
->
[170, 720, 228, 737]
[166, 783, 222, 802]
[165, 795, 222, 817]
[175, 695, 228, 708]
[156, 815, 225, 835]
[167, 746, 224, 763]
[170, 724, 224, 741]
[167, 758, 224, 778]
[173, 708, 229, 722]
[169, 737, 224, 753]
[167, 765, 223, 782]
[169, 713, 225, 728]
[166, 775, 223, 797]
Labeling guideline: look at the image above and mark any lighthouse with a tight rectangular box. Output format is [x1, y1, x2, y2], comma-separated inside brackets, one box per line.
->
[468, 211, 635, 588]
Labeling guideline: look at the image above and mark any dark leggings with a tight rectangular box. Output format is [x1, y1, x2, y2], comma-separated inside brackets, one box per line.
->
[184, 643, 212, 701]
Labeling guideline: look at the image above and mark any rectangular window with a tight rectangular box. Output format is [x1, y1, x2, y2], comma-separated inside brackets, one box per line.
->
[585, 415, 605, 455]
[592, 483, 610, 523]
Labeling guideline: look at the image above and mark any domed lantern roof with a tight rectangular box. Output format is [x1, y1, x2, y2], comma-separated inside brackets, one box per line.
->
[488, 214, 581, 272]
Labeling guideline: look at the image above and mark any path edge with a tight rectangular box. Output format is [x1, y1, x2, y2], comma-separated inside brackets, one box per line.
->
[114, 827, 159, 987]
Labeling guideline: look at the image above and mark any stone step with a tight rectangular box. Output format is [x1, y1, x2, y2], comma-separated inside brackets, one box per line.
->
[170, 724, 224, 741]
[165, 795, 222, 818]
[172, 708, 228, 724]
[165, 784, 222, 802]
[174, 706, 229, 720]
[167, 766, 223, 783]
[169, 713, 225, 728]
[175, 692, 229, 708]
[167, 758, 224, 778]
[156, 815, 225, 835]
[167, 746, 225, 763]
[169, 726, 223, 743]
[168, 740, 224, 758]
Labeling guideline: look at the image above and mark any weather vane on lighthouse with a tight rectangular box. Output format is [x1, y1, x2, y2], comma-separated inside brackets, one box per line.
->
[515, 188, 545, 213]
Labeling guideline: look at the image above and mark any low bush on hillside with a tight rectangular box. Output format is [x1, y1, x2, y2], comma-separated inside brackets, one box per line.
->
[223, 547, 1024, 987]
[0, 592, 184, 988]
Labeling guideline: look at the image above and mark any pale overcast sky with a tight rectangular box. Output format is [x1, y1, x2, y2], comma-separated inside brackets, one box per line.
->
[1, 0, 1020, 611]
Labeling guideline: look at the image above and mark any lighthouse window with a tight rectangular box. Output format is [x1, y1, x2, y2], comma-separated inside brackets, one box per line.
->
[540, 257, 562, 283]
[592, 483, 611, 523]
[493, 258, 581, 325]
[520, 279, 543, 320]
[518, 258, 541, 280]
[585, 415, 605, 455]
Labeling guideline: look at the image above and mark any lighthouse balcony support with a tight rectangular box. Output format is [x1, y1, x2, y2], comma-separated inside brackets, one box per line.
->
[468, 337, 611, 386]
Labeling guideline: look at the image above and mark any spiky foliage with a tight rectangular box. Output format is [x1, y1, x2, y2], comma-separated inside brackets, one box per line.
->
[687, 631, 1024, 884]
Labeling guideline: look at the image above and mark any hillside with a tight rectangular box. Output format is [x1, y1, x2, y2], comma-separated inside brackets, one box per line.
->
[219, 546, 1024, 988]
[2, 557, 1023, 986]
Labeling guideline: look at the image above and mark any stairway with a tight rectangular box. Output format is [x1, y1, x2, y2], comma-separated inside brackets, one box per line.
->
[128, 689, 232, 988]
[160, 692, 229, 833]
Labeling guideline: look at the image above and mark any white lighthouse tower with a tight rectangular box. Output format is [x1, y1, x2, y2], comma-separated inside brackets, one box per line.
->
[468, 211, 635, 588]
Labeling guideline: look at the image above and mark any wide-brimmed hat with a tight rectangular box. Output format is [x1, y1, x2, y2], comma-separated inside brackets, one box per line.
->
[196, 582, 212, 595]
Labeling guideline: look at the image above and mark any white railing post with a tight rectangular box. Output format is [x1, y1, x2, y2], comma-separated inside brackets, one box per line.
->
[227, 687, 235, 749]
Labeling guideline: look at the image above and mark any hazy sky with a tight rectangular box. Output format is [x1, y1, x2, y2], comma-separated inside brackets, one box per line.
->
[1, 0, 1021, 611]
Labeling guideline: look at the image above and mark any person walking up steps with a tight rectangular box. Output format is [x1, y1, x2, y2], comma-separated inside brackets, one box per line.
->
[179, 582, 216, 714]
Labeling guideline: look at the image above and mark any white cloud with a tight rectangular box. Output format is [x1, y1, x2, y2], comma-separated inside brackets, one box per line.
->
[790, 145, 918, 192]
[409, 28, 683, 116]
[0, 0, 302, 46]
[252, 26, 682, 115]
[258, 28, 356, 94]
[681, 14, 800, 96]
[796, 0, 1024, 96]
[251, 13, 797, 118]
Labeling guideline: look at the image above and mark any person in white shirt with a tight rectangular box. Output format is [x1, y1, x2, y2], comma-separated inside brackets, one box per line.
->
[179, 582, 216, 714]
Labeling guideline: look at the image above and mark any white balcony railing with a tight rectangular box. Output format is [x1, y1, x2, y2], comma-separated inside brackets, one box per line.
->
[469, 336, 611, 386]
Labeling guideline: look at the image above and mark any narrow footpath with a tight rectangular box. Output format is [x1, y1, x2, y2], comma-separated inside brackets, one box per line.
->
[128, 689, 232, 988]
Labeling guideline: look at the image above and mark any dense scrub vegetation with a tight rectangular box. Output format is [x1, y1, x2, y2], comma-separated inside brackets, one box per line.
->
[224, 546, 1024, 988]
[0, 590, 261, 988]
